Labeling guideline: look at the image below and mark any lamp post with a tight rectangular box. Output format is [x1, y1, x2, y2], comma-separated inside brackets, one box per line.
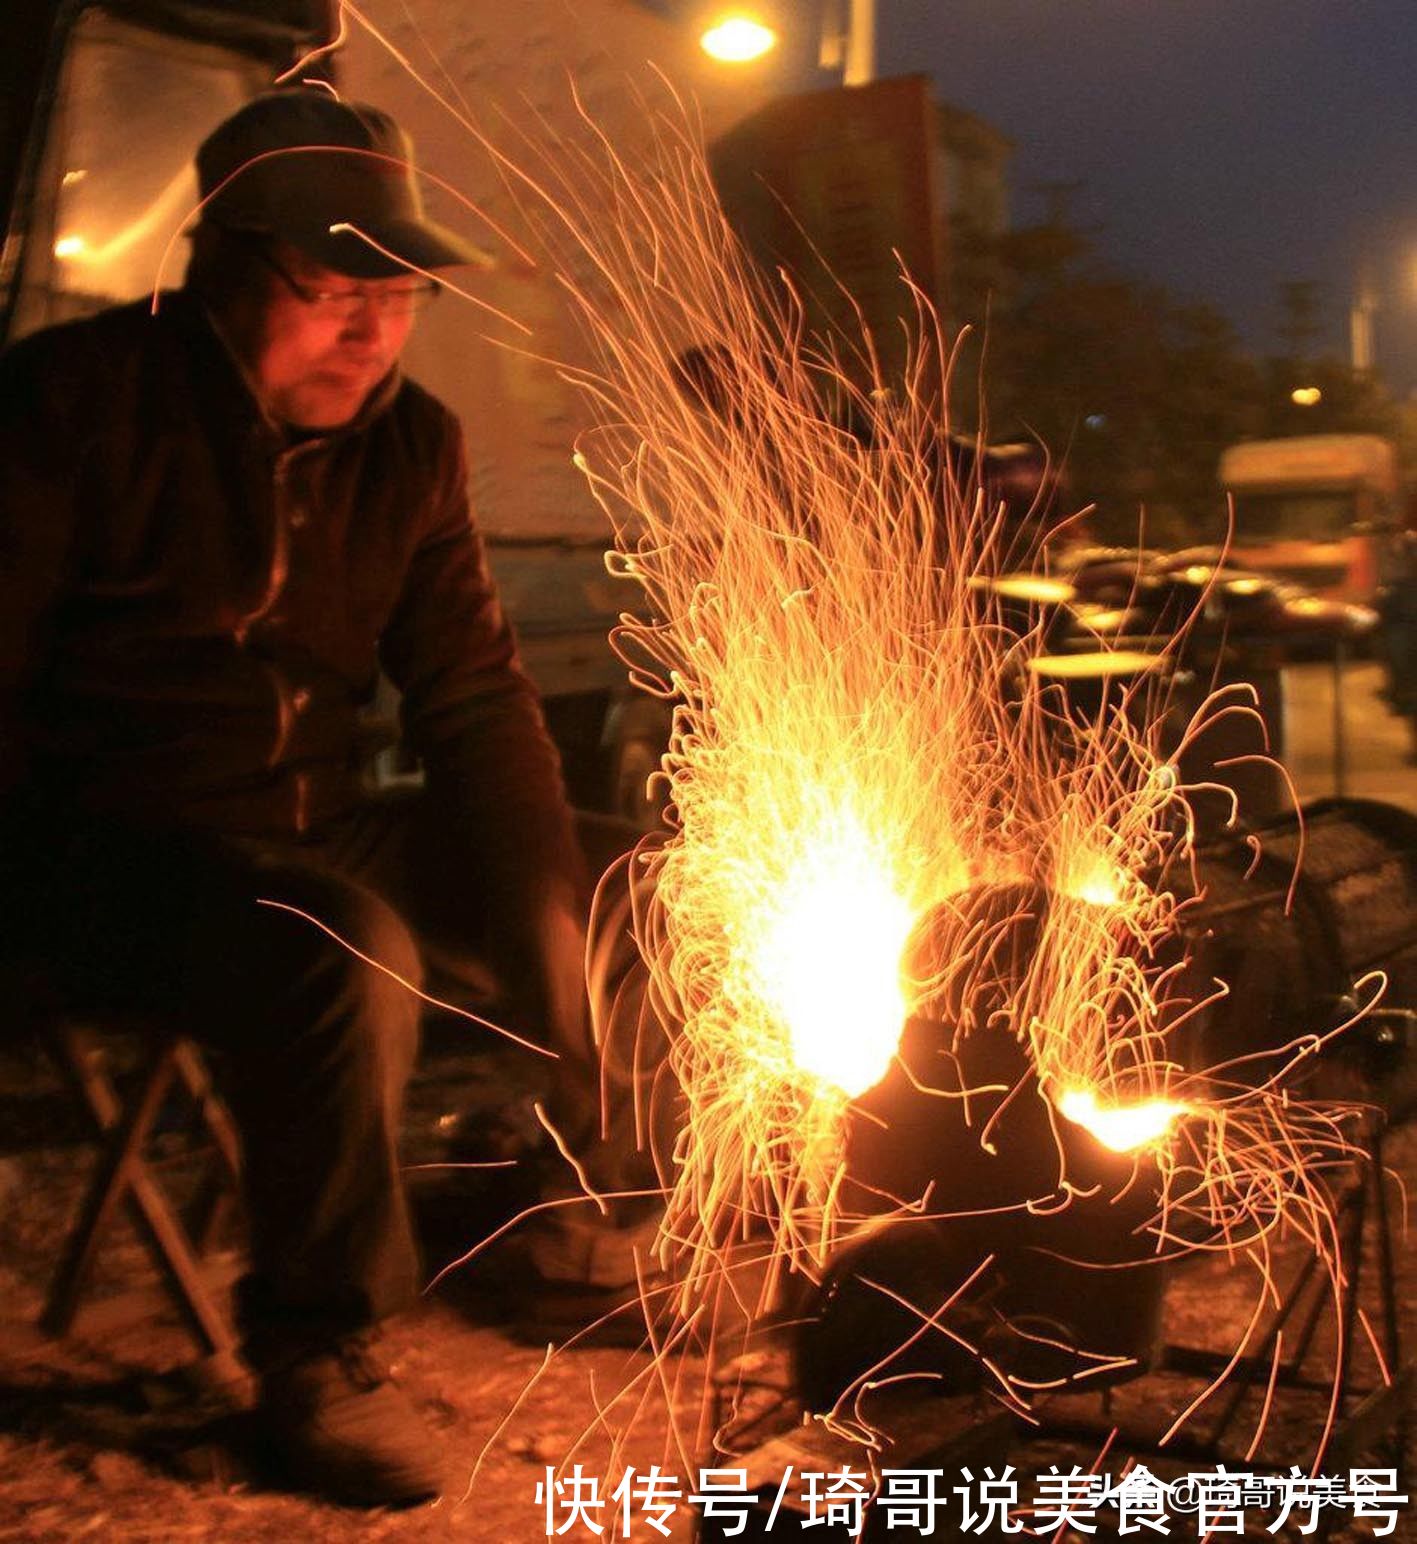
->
[819, 0, 877, 85]
[1350, 274, 1377, 375]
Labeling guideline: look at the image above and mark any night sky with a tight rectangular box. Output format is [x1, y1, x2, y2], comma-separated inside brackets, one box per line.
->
[870, 0, 1417, 394]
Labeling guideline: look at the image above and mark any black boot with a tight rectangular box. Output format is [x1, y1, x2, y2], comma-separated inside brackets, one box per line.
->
[258, 1333, 443, 1508]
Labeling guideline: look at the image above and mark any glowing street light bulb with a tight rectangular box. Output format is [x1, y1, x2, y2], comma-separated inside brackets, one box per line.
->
[53, 234, 88, 259]
[1291, 385, 1322, 407]
[701, 14, 778, 63]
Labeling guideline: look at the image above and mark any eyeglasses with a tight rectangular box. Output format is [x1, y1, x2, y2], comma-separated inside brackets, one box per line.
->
[254, 245, 440, 318]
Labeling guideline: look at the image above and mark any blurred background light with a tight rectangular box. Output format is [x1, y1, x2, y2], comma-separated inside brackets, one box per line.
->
[700, 13, 778, 63]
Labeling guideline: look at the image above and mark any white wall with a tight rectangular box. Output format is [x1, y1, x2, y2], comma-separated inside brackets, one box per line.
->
[340, 0, 790, 540]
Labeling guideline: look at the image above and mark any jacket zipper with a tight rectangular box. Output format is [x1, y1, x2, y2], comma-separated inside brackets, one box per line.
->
[237, 446, 302, 772]
[235, 450, 294, 645]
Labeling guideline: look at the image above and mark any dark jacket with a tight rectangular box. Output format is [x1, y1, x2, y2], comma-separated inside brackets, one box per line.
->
[0, 290, 581, 903]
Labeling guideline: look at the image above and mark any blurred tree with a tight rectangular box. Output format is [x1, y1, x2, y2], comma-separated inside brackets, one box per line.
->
[1261, 277, 1400, 442]
[954, 227, 1403, 547]
[958, 215, 1264, 544]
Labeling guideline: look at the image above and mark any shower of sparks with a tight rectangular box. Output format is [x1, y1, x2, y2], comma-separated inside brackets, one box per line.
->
[519, 130, 1377, 1464]
[481, 96, 1361, 1322]
[528, 134, 1208, 1291]
[326, 1, 1376, 1470]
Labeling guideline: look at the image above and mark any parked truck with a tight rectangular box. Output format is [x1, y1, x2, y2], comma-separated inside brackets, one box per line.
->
[1217, 434, 1402, 604]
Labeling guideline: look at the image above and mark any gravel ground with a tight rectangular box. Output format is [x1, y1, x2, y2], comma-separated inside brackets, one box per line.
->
[0, 1031, 1412, 1543]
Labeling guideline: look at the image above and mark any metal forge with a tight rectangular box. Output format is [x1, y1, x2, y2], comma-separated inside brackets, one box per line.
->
[699, 797, 1416, 1540]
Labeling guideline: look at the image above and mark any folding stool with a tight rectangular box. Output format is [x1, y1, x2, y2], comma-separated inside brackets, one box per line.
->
[42, 1022, 245, 1375]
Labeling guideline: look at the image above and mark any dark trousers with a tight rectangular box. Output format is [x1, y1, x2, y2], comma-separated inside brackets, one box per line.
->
[10, 796, 631, 1362]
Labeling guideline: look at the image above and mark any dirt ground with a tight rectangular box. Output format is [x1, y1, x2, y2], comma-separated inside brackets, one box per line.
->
[0, 1028, 1413, 1543]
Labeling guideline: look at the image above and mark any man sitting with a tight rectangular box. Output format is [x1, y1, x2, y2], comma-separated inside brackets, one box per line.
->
[0, 89, 608, 1507]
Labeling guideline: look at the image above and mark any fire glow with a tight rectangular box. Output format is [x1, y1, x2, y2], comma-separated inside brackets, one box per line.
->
[741, 808, 915, 1098]
[545, 127, 1206, 1296]
[1058, 1087, 1190, 1153]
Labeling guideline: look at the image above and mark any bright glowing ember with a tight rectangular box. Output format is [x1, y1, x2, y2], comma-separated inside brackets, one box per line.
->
[744, 809, 915, 1097]
[1058, 1087, 1190, 1153]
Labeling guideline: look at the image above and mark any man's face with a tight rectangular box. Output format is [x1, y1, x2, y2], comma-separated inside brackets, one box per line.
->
[243, 242, 422, 429]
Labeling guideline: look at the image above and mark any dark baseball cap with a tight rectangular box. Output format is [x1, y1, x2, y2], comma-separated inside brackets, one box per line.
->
[196, 90, 491, 278]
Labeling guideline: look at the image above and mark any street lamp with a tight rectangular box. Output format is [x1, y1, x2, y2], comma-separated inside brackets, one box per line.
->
[699, 13, 778, 63]
[697, 1, 877, 84]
